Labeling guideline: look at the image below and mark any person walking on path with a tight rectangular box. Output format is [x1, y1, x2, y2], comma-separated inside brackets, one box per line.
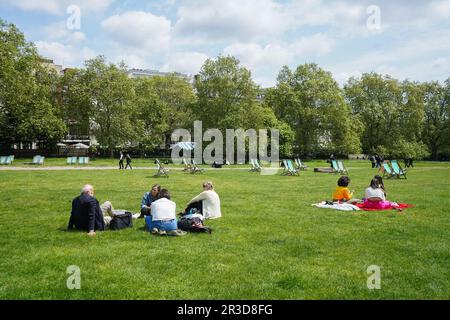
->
[119, 151, 124, 170]
[125, 153, 132, 170]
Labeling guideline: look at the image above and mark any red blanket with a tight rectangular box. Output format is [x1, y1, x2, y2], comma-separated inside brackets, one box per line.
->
[355, 203, 415, 211]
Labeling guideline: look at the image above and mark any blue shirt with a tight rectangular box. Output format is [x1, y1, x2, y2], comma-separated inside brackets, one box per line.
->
[141, 192, 156, 209]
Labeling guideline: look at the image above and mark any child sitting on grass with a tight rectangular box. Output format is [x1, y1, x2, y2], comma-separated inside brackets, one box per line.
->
[332, 176, 354, 203]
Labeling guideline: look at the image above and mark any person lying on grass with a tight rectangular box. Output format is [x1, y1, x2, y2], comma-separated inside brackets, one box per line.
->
[332, 176, 355, 203]
[185, 181, 222, 220]
[68, 184, 124, 236]
[145, 189, 186, 236]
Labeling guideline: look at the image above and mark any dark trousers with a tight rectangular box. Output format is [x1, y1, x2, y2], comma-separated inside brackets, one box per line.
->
[119, 160, 124, 169]
[185, 201, 203, 214]
[140, 206, 151, 218]
[125, 162, 132, 169]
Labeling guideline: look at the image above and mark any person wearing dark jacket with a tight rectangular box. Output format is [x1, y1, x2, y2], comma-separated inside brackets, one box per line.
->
[68, 185, 115, 236]
[125, 153, 132, 169]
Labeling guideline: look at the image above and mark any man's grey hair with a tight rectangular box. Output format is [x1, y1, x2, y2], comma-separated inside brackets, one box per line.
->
[203, 181, 214, 190]
[81, 184, 94, 195]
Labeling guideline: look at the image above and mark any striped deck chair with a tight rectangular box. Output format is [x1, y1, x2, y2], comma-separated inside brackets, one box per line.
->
[391, 160, 407, 179]
[154, 159, 169, 178]
[337, 160, 348, 175]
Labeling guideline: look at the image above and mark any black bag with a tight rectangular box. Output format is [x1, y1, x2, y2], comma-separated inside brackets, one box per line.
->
[109, 212, 133, 230]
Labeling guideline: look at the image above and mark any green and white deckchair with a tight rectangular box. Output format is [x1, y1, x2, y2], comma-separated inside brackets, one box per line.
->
[337, 160, 348, 175]
[191, 159, 204, 173]
[295, 158, 308, 170]
[382, 163, 395, 179]
[0, 156, 6, 165]
[391, 160, 407, 179]
[282, 159, 299, 176]
[249, 159, 261, 172]
[154, 159, 169, 178]
[37, 156, 45, 165]
[331, 160, 341, 174]
[67, 157, 76, 165]
[182, 158, 192, 171]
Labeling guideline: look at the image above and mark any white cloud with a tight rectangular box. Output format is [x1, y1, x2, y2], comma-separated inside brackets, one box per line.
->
[328, 28, 450, 84]
[41, 21, 86, 44]
[224, 34, 335, 73]
[174, 0, 291, 42]
[3, 0, 115, 15]
[101, 11, 172, 52]
[35, 41, 96, 67]
[161, 52, 209, 75]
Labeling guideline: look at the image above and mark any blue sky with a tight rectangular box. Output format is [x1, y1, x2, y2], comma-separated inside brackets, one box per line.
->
[1, 0, 449, 87]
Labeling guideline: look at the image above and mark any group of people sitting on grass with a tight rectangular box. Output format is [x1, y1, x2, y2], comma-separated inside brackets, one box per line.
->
[332, 175, 401, 210]
[68, 181, 221, 236]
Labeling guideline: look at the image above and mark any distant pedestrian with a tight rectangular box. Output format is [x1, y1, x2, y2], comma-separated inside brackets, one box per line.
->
[119, 151, 124, 170]
[370, 155, 376, 168]
[375, 155, 382, 168]
[125, 153, 132, 169]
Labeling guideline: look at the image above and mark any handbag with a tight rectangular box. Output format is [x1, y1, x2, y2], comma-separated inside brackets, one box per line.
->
[109, 211, 133, 230]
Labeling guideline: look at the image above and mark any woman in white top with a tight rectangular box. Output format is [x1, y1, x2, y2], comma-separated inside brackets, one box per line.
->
[186, 181, 222, 219]
[145, 189, 178, 232]
[363, 177, 397, 209]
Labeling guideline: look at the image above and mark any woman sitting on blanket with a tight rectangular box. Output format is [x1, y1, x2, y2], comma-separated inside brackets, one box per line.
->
[363, 176, 399, 209]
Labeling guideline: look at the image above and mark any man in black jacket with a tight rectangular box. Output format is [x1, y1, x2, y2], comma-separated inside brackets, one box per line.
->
[68, 185, 107, 236]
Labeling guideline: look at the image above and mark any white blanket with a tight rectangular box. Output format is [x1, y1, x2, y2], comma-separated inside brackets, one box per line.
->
[312, 201, 361, 211]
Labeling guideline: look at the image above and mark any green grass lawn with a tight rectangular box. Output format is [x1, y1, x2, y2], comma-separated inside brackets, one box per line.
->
[0, 161, 449, 299]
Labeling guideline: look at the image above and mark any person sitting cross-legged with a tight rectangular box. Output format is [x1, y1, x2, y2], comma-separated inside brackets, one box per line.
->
[139, 184, 161, 218]
[185, 181, 222, 220]
[145, 189, 185, 236]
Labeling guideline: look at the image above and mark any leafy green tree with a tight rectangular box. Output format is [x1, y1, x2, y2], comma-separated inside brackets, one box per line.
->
[194, 55, 259, 130]
[267, 64, 361, 157]
[0, 19, 66, 149]
[421, 80, 450, 160]
[79, 56, 136, 157]
[345, 73, 428, 158]
[133, 75, 196, 150]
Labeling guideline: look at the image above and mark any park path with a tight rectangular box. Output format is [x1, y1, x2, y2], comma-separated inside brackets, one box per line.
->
[0, 166, 251, 171]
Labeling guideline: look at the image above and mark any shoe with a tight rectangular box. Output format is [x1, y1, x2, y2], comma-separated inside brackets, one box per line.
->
[151, 228, 159, 234]
[167, 230, 187, 237]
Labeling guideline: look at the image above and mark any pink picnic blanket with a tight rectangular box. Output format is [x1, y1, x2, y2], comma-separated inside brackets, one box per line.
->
[356, 201, 414, 211]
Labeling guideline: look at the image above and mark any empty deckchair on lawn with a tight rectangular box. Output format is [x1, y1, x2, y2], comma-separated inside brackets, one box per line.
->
[382, 163, 395, 179]
[295, 158, 308, 170]
[337, 160, 348, 175]
[25, 155, 41, 165]
[249, 159, 261, 172]
[67, 157, 76, 165]
[391, 160, 407, 179]
[84, 157, 90, 164]
[281, 159, 289, 175]
[154, 159, 169, 178]
[254, 159, 263, 172]
[182, 158, 192, 171]
[3, 155, 13, 165]
[37, 156, 45, 165]
[331, 160, 341, 174]
[283, 159, 299, 176]
[191, 159, 204, 173]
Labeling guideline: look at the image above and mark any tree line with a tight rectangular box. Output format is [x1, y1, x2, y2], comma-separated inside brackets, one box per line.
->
[1, 19, 449, 160]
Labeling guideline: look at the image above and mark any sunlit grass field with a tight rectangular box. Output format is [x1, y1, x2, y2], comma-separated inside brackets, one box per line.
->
[0, 160, 449, 299]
